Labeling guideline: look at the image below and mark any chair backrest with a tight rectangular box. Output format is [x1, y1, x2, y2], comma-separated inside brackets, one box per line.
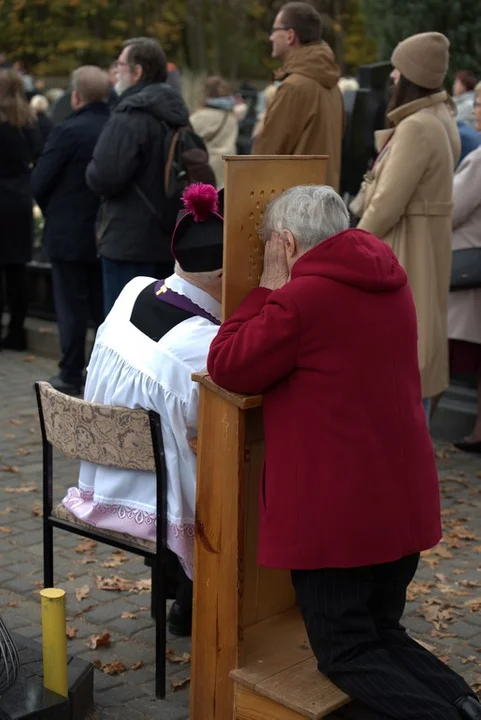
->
[35, 381, 156, 472]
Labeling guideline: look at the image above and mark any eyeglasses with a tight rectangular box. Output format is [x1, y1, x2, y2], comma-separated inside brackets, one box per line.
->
[474, 101, 481, 108]
[271, 25, 291, 33]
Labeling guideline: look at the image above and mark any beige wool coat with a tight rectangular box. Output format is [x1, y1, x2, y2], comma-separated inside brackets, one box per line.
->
[448, 146, 481, 346]
[358, 91, 460, 398]
[190, 107, 238, 189]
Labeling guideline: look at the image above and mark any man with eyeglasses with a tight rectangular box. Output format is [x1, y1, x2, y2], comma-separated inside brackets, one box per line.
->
[252, 1, 343, 191]
[86, 37, 191, 314]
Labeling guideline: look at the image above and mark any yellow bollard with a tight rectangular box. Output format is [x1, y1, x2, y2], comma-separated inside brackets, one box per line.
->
[40, 588, 68, 697]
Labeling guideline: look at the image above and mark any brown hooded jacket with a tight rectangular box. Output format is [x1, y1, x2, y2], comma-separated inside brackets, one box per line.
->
[252, 42, 343, 190]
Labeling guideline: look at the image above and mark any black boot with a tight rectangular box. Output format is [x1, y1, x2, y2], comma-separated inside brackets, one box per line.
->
[48, 374, 82, 396]
[167, 601, 192, 637]
[2, 328, 27, 351]
[455, 696, 481, 719]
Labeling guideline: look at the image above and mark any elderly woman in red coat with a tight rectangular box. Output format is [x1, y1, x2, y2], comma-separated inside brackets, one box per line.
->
[207, 186, 480, 720]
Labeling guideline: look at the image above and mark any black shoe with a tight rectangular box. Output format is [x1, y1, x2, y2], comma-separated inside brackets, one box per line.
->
[455, 696, 481, 719]
[167, 601, 192, 637]
[2, 331, 27, 351]
[48, 374, 82, 396]
[453, 440, 481, 454]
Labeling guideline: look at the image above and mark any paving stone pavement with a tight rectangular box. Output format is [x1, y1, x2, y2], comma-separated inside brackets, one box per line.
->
[2, 349, 481, 718]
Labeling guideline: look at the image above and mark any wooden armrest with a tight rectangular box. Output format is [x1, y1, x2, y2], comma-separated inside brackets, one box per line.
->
[192, 372, 262, 410]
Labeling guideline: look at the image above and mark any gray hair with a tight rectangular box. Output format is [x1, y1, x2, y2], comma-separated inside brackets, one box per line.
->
[260, 185, 350, 250]
[30, 94, 49, 114]
[71, 66, 110, 104]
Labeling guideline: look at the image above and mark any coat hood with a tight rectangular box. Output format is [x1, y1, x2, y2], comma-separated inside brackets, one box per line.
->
[291, 229, 407, 293]
[116, 82, 189, 127]
[282, 42, 340, 89]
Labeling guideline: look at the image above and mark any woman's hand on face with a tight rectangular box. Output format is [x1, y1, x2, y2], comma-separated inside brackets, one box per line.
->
[260, 235, 290, 291]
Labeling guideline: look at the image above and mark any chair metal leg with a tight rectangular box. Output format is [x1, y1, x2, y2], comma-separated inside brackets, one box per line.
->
[43, 519, 54, 588]
[151, 563, 158, 620]
[154, 554, 166, 699]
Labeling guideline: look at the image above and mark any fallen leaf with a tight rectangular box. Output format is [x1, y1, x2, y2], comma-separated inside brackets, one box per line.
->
[75, 539, 97, 554]
[1, 466, 20, 473]
[4, 433, 16, 439]
[66, 626, 78, 639]
[32, 505, 42, 517]
[93, 660, 126, 675]
[131, 661, 144, 671]
[9, 419, 24, 426]
[95, 575, 151, 594]
[80, 555, 96, 565]
[100, 550, 129, 568]
[70, 604, 96, 618]
[167, 648, 191, 665]
[459, 580, 481, 588]
[0, 507, 15, 515]
[430, 629, 456, 639]
[120, 612, 137, 619]
[3, 485, 37, 493]
[7, 601, 18, 608]
[31, 580, 43, 587]
[17, 448, 31, 456]
[171, 676, 191, 692]
[462, 656, 478, 665]
[87, 632, 111, 649]
[465, 598, 481, 613]
[75, 585, 90, 602]
[67, 572, 76, 581]
[23, 355, 36, 362]
[406, 581, 433, 602]
[0, 526, 12, 534]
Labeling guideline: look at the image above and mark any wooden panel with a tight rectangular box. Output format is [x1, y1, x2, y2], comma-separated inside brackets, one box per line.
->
[222, 156, 327, 320]
[235, 685, 306, 720]
[233, 609, 312, 689]
[193, 372, 262, 410]
[256, 659, 349, 719]
[190, 385, 244, 720]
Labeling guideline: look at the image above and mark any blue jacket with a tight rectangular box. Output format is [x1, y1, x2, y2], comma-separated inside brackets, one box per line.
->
[32, 102, 110, 262]
[457, 120, 481, 166]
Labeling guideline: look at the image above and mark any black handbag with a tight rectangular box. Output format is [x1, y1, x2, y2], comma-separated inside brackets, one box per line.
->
[450, 248, 481, 291]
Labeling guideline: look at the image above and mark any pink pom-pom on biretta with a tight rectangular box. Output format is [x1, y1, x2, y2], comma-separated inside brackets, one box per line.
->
[182, 183, 219, 223]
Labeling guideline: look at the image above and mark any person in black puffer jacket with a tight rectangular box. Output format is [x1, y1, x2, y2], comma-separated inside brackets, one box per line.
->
[86, 37, 190, 314]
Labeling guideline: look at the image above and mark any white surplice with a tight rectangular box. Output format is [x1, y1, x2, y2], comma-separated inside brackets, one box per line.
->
[62, 273, 221, 578]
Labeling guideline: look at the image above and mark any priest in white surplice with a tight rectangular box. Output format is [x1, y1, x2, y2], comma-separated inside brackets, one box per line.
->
[62, 183, 224, 636]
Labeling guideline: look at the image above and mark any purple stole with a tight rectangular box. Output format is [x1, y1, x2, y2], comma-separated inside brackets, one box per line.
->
[154, 280, 221, 326]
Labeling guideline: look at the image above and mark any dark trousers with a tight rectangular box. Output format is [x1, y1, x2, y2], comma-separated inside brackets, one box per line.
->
[292, 555, 473, 720]
[51, 261, 104, 387]
[0, 263, 28, 340]
[101, 257, 174, 316]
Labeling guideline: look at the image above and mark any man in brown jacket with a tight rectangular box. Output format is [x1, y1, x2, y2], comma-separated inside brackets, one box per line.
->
[252, 2, 343, 190]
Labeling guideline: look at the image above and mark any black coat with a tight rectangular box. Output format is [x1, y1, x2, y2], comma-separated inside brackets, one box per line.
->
[0, 121, 42, 265]
[31, 103, 110, 263]
[86, 82, 190, 264]
[36, 112, 54, 150]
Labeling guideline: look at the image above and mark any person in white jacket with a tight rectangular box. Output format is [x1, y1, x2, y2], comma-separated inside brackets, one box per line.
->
[448, 142, 481, 451]
[190, 76, 238, 189]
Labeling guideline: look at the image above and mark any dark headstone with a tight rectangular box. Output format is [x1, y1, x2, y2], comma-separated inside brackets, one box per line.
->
[0, 633, 93, 720]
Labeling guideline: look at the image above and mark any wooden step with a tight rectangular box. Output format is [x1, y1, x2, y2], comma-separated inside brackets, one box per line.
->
[230, 609, 350, 719]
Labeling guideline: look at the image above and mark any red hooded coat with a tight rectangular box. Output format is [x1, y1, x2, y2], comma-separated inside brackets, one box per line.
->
[207, 229, 442, 569]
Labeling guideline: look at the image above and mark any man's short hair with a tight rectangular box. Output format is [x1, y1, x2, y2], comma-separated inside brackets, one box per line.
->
[123, 37, 168, 84]
[280, 2, 322, 45]
[71, 66, 110, 104]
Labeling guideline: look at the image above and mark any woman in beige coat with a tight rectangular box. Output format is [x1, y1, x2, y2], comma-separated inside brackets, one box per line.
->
[190, 76, 238, 189]
[357, 32, 460, 418]
[449, 105, 481, 451]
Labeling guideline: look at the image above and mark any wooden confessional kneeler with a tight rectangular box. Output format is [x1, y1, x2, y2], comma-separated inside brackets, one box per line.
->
[190, 157, 350, 720]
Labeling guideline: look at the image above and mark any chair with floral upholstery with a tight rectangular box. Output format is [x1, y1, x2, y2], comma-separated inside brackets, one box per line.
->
[34, 380, 168, 699]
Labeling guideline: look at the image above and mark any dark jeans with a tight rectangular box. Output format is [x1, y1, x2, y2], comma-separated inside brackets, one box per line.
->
[0, 263, 28, 340]
[101, 257, 174, 316]
[292, 555, 473, 720]
[51, 261, 104, 387]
